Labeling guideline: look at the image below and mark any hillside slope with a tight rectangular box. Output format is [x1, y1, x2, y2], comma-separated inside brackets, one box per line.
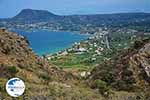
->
[88, 38, 150, 99]
[0, 29, 150, 100]
[0, 29, 103, 100]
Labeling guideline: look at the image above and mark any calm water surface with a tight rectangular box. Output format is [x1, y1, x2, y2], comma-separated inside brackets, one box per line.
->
[14, 30, 89, 55]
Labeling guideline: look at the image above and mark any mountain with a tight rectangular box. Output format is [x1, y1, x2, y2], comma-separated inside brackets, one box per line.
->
[11, 9, 59, 23]
[0, 9, 150, 30]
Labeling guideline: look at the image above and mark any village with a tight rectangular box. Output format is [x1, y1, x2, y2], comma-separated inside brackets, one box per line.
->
[45, 27, 148, 78]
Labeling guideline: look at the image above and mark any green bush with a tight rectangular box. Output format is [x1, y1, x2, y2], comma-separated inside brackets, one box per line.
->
[94, 80, 110, 95]
[7, 66, 18, 74]
[40, 73, 51, 81]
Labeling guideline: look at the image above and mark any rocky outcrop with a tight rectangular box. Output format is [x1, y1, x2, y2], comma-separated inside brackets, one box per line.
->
[126, 41, 150, 98]
[88, 38, 150, 99]
[0, 29, 77, 99]
[0, 29, 75, 81]
[136, 43, 150, 78]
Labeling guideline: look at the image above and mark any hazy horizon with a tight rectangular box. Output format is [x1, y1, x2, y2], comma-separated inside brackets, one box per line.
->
[0, 0, 149, 18]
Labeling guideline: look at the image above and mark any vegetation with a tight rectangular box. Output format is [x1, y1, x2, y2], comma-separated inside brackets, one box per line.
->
[7, 66, 18, 74]
[1, 10, 150, 99]
[50, 53, 94, 69]
[39, 72, 51, 81]
[93, 79, 110, 95]
[49, 28, 150, 71]
[88, 38, 150, 99]
[1, 9, 150, 34]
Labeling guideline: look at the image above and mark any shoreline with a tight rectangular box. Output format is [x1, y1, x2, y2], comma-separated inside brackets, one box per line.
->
[13, 29, 92, 57]
[9, 28, 92, 36]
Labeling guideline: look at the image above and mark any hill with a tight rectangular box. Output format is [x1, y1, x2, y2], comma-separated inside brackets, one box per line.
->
[88, 38, 150, 99]
[0, 9, 150, 31]
[12, 9, 59, 23]
[0, 29, 104, 100]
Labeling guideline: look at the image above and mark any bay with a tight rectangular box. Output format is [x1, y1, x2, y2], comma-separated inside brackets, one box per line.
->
[14, 30, 89, 56]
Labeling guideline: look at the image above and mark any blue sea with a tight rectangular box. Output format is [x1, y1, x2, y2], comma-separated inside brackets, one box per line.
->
[14, 30, 89, 56]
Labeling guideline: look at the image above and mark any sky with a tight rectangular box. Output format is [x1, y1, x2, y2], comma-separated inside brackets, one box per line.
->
[0, 0, 149, 18]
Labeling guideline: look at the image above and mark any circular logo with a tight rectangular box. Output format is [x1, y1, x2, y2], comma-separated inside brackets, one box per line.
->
[6, 78, 25, 97]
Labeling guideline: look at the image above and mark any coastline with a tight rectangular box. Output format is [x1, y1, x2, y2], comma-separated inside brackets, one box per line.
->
[9, 28, 92, 36]
[12, 29, 91, 56]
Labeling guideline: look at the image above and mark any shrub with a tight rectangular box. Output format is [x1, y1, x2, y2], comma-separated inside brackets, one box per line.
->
[133, 40, 144, 49]
[7, 66, 18, 74]
[40, 73, 51, 81]
[94, 79, 110, 95]
[0, 79, 7, 92]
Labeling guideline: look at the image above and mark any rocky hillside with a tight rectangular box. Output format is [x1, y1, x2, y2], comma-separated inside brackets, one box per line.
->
[0, 29, 104, 100]
[0, 29, 72, 81]
[88, 38, 150, 99]
[0, 29, 150, 100]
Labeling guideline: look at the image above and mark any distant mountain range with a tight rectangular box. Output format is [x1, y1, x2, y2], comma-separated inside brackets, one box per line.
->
[0, 9, 150, 30]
